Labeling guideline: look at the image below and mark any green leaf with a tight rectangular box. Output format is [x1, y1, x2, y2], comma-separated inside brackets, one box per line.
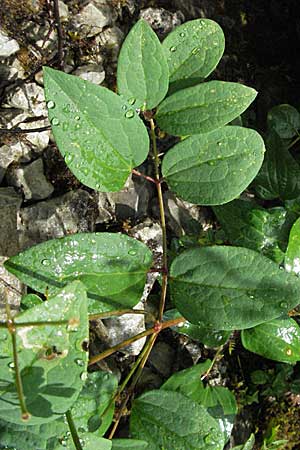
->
[117, 19, 169, 110]
[66, 434, 112, 450]
[213, 200, 289, 262]
[170, 246, 300, 330]
[164, 309, 230, 346]
[5, 233, 153, 314]
[162, 19, 224, 93]
[0, 281, 89, 425]
[70, 371, 118, 436]
[267, 104, 300, 139]
[20, 293, 43, 311]
[43, 67, 149, 192]
[285, 217, 300, 275]
[241, 317, 300, 364]
[155, 81, 257, 136]
[231, 434, 255, 450]
[111, 439, 149, 449]
[254, 130, 300, 200]
[130, 390, 224, 450]
[162, 126, 265, 205]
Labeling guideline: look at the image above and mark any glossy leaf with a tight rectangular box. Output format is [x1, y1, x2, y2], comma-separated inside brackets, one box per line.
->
[111, 439, 149, 449]
[267, 104, 300, 139]
[164, 309, 230, 346]
[254, 130, 300, 200]
[130, 390, 224, 450]
[170, 246, 300, 330]
[285, 217, 300, 275]
[213, 200, 289, 262]
[5, 233, 153, 314]
[0, 281, 89, 425]
[241, 318, 300, 364]
[43, 67, 149, 192]
[162, 126, 265, 205]
[162, 19, 224, 93]
[70, 371, 118, 436]
[155, 81, 257, 136]
[117, 19, 169, 109]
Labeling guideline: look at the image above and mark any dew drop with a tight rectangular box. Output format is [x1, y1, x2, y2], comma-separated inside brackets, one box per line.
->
[75, 358, 85, 367]
[192, 47, 200, 55]
[83, 168, 88, 175]
[286, 348, 292, 356]
[8, 361, 15, 370]
[128, 249, 137, 256]
[47, 100, 55, 109]
[74, 115, 80, 121]
[125, 109, 135, 119]
[41, 259, 50, 266]
[62, 122, 69, 131]
[128, 97, 136, 105]
[51, 117, 60, 126]
[63, 104, 71, 113]
[208, 161, 215, 166]
[217, 142, 222, 146]
[169, 46, 176, 52]
[80, 371, 88, 381]
[65, 153, 73, 164]
[95, 183, 101, 190]
[179, 32, 185, 37]
[122, 105, 127, 111]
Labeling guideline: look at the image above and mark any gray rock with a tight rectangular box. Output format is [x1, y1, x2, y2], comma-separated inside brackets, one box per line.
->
[19, 189, 98, 250]
[5, 82, 47, 116]
[73, 64, 105, 85]
[148, 341, 175, 378]
[152, 191, 207, 237]
[58, 0, 69, 22]
[0, 256, 24, 320]
[96, 173, 154, 223]
[0, 187, 22, 256]
[173, 0, 217, 20]
[140, 7, 184, 38]
[0, 59, 25, 89]
[0, 30, 20, 58]
[6, 158, 54, 201]
[103, 301, 146, 356]
[73, 1, 113, 37]
[96, 26, 124, 62]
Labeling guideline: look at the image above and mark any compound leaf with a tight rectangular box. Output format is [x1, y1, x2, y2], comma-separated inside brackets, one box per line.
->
[267, 104, 300, 139]
[5, 233, 153, 314]
[43, 67, 149, 192]
[130, 390, 224, 450]
[170, 246, 300, 330]
[162, 19, 224, 93]
[155, 81, 257, 136]
[162, 126, 264, 205]
[254, 130, 300, 200]
[241, 318, 300, 364]
[285, 217, 300, 275]
[213, 200, 289, 262]
[117, 19, 169, 110]
[0, 281, 89, 425]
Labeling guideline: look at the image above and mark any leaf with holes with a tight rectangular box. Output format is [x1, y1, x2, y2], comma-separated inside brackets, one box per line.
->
[162, 19, 224, 93]
[130, 390, 224, 450]
[43, 67, 149, 192]
[162, 126, 265, 205]
[213, 200, 289, 262]
[117, 19, 169, 109]
[0, 281, 89, 425]
[170, 246, 300, 330]
[267, 104, 300, 139]
[253, 130, 300, 200]
[5, 233, 153, 314]
[155, 81, 257, 136]
[241, 317, 300, 364]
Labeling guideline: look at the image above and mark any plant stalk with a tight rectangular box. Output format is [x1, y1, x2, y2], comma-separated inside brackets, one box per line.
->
[65, 410, 83, 450]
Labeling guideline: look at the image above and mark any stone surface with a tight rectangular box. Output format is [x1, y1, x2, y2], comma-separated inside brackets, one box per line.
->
[58, 0, 69, 21]
[73, 2, 113, 37]
[140, 7, 184, 38]
[19, 189, 98, 250]
[0, 256, 24, 320]
[5, 82, 46, 116]
[148, 341, 175, 378]
[0, 187, 22, 257]
[96, 26, 124, 62]
[73, 64, 105, 85]
[103, 301, 146, 356]
[6, 158, 54, 201]
[0, 30, 20, 58]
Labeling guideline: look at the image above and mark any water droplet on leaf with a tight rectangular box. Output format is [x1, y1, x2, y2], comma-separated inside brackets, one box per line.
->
[80, 371, 88, 381]
[74, 115, 80, 121]
[192, 47, 199, 54]
[75, 358, 85, 366]
[47, 100, 55, 109]
[41, 259, 50, 266]
[51, 117, 60, 126]
[280, 302, 288, 308]
[8, 361, 15, 370]
[65, 153, 73, 164]
[128, 249, 137, 256]
[128, 97, 136, 105]
[125, 109, 135, 119]
[179, 32, 185, 37]
[169, 46, 176, 52]
[286, 348, 292, 356]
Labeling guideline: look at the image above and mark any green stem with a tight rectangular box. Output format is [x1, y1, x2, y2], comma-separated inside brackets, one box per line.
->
[288, 134, 300, 149]
[66, 410, 83, 450]
[0, 320, 69, 329]
[201, 345, 224, 381]
[89, 308, 154, 322]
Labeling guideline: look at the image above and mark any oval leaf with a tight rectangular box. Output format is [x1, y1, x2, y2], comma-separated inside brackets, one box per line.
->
[163, 19, 224, 93]
[43, 67, 149, 192]
[268, 104, 300, 139]
[170, 246, 300, 330]
[155, 81, 257, 136]
[241, 318, 300, 364]
[162, 126, 264, 205]
[130, 390, 224, 450]
[117, 19, 169, 109]
[0, 281, 89, 425]
[285, 217, 300, 275]
[4, 233, 153, 314]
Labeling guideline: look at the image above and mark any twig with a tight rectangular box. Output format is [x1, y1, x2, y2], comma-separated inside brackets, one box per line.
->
[0, 126, 51, 135]
[66, 410, 83, 450]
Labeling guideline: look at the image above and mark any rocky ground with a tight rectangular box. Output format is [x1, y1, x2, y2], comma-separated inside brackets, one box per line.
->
[1, 1, 300, 448]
